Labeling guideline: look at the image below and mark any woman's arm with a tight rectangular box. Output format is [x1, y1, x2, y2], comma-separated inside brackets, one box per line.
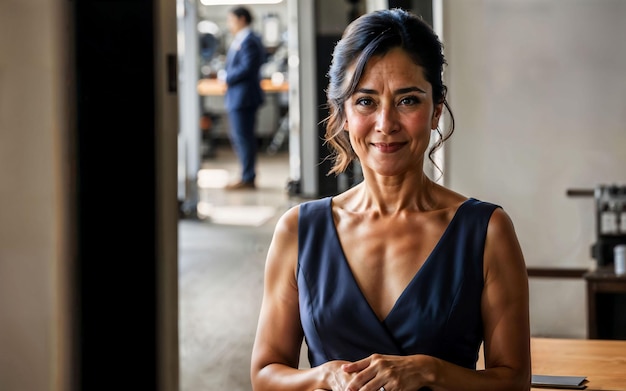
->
[251, 206, 341, 391]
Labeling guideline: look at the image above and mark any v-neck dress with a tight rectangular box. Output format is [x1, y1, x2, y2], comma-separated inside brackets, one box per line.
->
[297, 196, 501, 369]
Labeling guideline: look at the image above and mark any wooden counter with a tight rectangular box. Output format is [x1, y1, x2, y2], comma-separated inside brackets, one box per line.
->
[197, 78, 289, 96]
[477, 337, 626, 390]
[530, 337, 626, 389]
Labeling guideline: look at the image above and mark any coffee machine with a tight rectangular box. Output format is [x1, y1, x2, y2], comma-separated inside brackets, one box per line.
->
[591, 184, 626, 267]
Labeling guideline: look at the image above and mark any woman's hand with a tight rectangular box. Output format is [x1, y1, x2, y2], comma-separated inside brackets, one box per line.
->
[319, 359, 360, 390]
[340, 354, 435, 391]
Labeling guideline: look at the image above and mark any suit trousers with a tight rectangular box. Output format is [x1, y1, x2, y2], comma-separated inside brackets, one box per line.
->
[227, 107, 258, 183]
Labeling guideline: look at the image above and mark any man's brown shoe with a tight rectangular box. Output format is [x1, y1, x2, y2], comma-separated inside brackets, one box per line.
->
[224, 180, 256, 191]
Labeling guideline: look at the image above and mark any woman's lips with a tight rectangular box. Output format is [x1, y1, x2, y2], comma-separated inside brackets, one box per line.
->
[371, 142, 407, 153]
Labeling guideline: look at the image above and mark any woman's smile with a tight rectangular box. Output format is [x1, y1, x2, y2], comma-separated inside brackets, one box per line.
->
[371, 142, 408, 153]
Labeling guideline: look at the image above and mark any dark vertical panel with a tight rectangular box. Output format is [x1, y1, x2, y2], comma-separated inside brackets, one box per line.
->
[315, 35, 341, 197]
[314, 1, 366, 197]
[73, 0, 157, 389]
[388, 0, 413, 11]
[596, 293, 626, 340]
[389, 0, 433, 27]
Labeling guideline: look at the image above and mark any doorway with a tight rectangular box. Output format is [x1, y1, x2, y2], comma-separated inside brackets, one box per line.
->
[176, 0, 292, 218]
[175, 1, 295, 390]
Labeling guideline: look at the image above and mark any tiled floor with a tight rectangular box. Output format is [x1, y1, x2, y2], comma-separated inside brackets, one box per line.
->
[178, 143, 308, 391]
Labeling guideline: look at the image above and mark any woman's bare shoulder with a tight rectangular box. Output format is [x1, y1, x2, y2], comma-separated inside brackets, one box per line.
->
[486, 206, 517, 237]
[274, 203, 301, 237]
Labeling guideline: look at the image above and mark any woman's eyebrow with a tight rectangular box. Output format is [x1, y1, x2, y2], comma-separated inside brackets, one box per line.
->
[355, 86, 427, 95]
[396, 86, 427, 95]
[355, 88, 378, 94]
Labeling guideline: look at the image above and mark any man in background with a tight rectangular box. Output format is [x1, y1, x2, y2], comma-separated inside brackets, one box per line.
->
[223, 6, 266, 190]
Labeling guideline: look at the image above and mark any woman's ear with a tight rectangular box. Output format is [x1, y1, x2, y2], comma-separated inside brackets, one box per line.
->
[431, 103, 443, 130]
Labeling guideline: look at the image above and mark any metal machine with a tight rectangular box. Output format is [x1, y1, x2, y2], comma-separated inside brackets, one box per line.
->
[592, 184, 626, 267]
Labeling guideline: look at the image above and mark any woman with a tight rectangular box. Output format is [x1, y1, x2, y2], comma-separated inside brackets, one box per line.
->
[251, 8, 530, 391]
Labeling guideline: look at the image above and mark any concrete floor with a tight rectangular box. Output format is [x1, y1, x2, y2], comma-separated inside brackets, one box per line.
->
[178, 144, 309, 391]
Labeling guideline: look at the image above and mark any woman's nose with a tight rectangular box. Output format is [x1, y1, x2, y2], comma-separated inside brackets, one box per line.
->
[375, 107, 399, 135]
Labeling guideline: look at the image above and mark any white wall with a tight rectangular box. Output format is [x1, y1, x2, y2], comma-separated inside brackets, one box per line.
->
[444, 0, 626, 337]
[0, 0, 71, 389]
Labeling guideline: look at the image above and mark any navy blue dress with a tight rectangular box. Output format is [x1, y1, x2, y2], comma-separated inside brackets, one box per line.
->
[297, 197, 500, 370]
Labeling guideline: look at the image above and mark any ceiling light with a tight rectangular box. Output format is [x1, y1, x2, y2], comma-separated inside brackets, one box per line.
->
[200, 0, 283, 5]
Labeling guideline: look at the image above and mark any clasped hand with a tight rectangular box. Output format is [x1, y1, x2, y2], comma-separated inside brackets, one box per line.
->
[319, 353, 433, 391]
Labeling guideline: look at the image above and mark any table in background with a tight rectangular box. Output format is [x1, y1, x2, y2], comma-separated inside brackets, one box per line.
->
[197, 78, 290, 154]
[197, 78, 289, 96]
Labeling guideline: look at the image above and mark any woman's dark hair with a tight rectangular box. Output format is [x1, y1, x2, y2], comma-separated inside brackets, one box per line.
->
[324, 8, 455, 175]
[230, 6, 253, 25]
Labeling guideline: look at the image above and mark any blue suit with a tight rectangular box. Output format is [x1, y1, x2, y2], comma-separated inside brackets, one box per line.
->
[225, 30, 265, 183]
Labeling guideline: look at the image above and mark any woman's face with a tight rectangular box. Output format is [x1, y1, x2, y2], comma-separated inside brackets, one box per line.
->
[344, 48, 442, 177]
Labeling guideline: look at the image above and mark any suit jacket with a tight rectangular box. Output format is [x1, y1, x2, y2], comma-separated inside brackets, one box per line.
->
[224, 31, 266, 111]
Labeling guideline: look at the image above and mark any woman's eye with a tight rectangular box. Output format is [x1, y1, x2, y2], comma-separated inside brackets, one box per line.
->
[399, 96, 419, 105]
[355, 97, 373, 106]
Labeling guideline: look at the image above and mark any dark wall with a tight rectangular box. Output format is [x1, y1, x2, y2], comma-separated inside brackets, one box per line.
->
[73, 0, 158, 388]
